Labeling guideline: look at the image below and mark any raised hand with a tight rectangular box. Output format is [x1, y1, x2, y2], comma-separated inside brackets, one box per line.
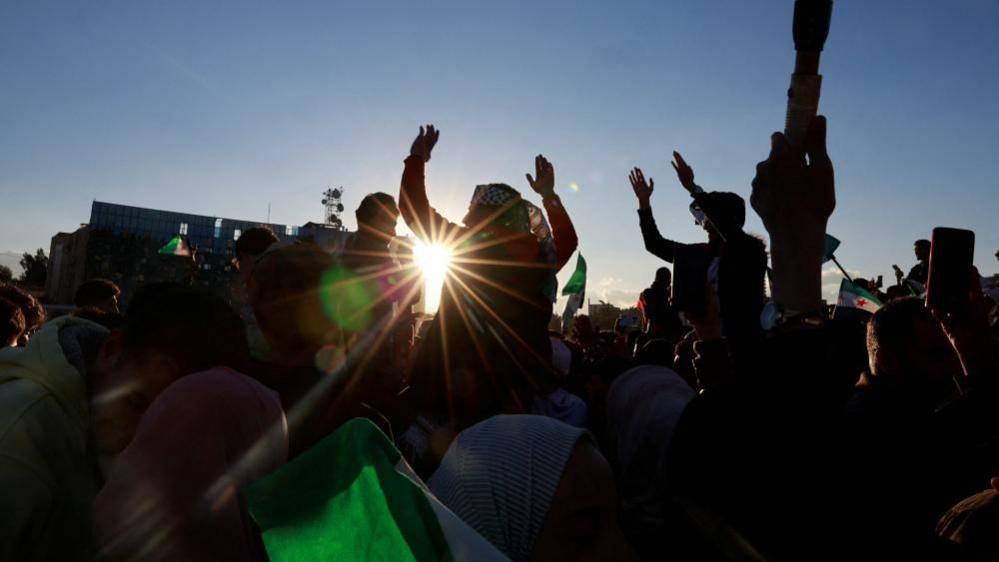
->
[629, 167, 654, 209]
[750, 115, 835, 313]
[671, 151, 697, 194]
[929, 267, 998, 380]
[525, 154, 556, 199]
[751, 115, 834, 235]
[409, 124, 440, 163]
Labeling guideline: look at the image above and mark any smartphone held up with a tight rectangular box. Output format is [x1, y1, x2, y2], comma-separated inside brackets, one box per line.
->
[926, 227, 976, 312]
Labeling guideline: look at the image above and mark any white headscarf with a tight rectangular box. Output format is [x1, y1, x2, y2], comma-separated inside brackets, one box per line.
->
[605, 365, 695, 535]
[428, 415, 587, 562]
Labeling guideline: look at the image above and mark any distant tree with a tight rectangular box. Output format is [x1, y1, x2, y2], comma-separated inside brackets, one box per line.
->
[18, 249, 48, 287]
[0, 264, 12, 283]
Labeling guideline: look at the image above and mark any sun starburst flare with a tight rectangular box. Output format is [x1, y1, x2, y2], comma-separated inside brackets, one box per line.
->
[412, 239, 452, 313]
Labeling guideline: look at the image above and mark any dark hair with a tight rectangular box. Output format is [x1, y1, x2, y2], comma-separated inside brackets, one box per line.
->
[74, 278, 121, 308]
[866, 296, 934, 360]
[654, 267, 672, 285]
[0, 297, 26, 345]
[0, 283, 46, 331]
[234, 227, 279, 259]
[121, 285, 249, 375]
[915, 239, 931, 249]
[356, 193, 399, 226]
[702, 191, 746, 233]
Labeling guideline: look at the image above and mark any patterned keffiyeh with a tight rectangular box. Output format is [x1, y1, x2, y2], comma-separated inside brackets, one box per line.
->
[468, 184, 559, 301]
[471, 184, 520, 207]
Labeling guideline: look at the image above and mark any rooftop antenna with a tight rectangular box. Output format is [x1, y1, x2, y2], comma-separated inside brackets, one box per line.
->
[267, 202, 271, 224]
[322, 186, 345, 230]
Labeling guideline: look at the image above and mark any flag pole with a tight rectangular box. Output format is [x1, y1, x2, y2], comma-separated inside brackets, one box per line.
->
[831, 256, 853, 283]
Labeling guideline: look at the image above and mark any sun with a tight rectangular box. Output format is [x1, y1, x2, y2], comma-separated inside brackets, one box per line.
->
[412, 240, 452, 313]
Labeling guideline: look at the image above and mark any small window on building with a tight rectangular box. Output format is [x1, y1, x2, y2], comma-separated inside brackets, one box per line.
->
[179, 222, 189, 235]
[292, 226, 299, 236]
[214, 218, 223, 238]
[285, 225, 293, 236]
[234, 229, 241, 241]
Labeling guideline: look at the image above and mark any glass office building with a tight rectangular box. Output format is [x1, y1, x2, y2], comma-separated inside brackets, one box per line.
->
[88, 201, 298, 256]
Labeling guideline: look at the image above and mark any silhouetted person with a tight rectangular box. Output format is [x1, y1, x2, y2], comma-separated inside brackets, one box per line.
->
[339, 193, 418, 341]
[0, 283, 46, 347]
[0, 297, 25, 348]
[907, 238, 931, 286]
[0, 286, 248, 560]
[637, 267, 683, 345]
[629, 152, 766, 355]
[74, 278, 121, 314]
[400, 125, 578, 425]
[233, 227, 279, 285]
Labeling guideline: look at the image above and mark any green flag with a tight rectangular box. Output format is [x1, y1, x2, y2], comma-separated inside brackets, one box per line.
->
[246, 419, 507, 562]
[822, 234, 841, 263]
[561, 254, 586, 296]
[836, 278, 882, 313]
[158, 235, 191, 257]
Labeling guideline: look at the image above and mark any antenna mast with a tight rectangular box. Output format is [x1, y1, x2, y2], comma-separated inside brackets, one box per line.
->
[322, 186, 345, 231]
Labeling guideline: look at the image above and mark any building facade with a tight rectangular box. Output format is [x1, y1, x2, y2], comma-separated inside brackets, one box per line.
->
[47, 201, 352, 305]
[88, 201, 302, 257]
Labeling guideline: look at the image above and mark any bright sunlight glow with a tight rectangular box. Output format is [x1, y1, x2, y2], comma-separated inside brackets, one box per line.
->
[412, 240, 452, 314]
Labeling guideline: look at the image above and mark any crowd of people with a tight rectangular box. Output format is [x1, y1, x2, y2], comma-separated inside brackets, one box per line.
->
[2, 117, 999, 561]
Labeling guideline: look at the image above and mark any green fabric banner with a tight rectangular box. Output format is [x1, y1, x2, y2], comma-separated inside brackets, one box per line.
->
[561, 254, 586, 296]
[246, 419, 451, 562]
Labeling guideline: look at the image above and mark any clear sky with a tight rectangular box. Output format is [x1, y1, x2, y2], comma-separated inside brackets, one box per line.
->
[2, 0, 998, 306]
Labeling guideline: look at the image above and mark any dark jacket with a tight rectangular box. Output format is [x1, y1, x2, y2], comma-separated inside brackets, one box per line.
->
[637, 202, 766, 347]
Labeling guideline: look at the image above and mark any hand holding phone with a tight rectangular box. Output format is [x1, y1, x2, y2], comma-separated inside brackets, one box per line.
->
[926, 227, 975, 312]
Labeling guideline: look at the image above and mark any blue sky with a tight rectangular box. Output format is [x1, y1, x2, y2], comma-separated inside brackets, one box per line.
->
[2, 0, 998, 305]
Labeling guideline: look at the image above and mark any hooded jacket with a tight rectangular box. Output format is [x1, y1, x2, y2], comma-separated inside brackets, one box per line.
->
[0, 316, 108, 561]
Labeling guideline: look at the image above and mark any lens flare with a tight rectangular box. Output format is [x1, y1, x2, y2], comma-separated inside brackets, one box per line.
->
[412, 240, 452, 313]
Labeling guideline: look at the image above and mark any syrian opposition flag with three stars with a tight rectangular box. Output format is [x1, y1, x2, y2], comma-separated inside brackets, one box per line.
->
[837, 278, 882, 313]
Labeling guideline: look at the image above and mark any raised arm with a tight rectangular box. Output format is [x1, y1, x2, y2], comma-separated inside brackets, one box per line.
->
[398, 125, 462, 242]
[750, 115, 835, 313]
[526, 154, 578, 270]
[630, 167, 678, 263]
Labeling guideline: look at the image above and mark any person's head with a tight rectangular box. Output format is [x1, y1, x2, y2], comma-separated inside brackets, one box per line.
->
[429, 415, 634, 562]
[653, 267, 672, 287]
[914, 239, 931, 262]
[866, 296, 961, 404]
[0, 283, 46, 346]
[355, 193, 399, 238]
[0, 297, 26, 347]
[247, 243, 337, 365]
[462, 184, 529, 232]
[233, 227, 279, 282]
[89, 285, 248, 457]
[699, 191, 745, 245]
[74, 278, 121, 313]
